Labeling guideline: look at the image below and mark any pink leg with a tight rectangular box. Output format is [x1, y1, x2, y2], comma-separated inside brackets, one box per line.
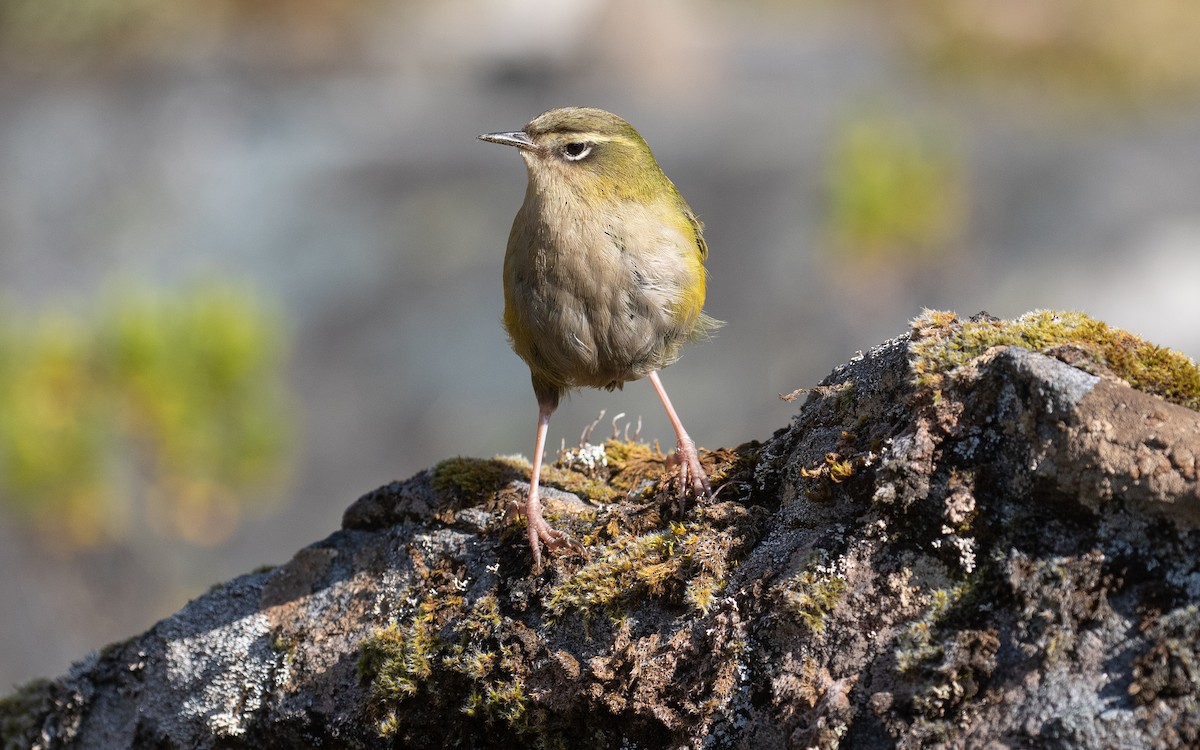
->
[647, 370, 711, 500]
[523, 403, 576, 572]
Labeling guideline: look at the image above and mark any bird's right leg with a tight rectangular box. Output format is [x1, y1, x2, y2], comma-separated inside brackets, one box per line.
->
[521, 401, 577, 572]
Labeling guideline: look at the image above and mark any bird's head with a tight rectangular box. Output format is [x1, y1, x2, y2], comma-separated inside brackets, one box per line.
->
[479, 107, 673, 204]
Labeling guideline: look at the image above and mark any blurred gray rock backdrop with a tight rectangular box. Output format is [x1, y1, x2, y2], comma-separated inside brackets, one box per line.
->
[2, 0, 1200, 689]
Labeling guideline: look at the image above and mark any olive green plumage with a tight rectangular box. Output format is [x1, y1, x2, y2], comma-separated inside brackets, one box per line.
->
[486, 107, 719, 409]
[480, 107, 718, 571]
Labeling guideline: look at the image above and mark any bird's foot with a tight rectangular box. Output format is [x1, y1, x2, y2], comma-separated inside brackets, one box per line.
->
[666, 435, 712, 510]
[528, 512, 579, 574]
[508, 491, 581, 573]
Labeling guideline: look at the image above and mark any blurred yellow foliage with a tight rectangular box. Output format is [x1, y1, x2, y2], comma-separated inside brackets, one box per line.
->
[0, 283, 293, 552]
[0, 0, 371, 72]
[892, 0, 1200, 99]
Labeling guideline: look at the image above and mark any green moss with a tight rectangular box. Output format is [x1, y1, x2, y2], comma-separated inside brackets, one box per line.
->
[359, 442, 758, 738]
[0, 679, 52, 750]
[462, 677, 529, 728]
[454, 593, 503, 637]
[451, 633, 531, 733]
[358, 606, 441, 735]
[891, 583, 998, 730]
[895, 586, 964, 673]
[825, 112, 964, 262]
[546, 518, 737, 621]
[539, 464, 621, 505]
[542, 439, 670, 505]
[910, 629, 1000, 724]
[432, 456, 525, 500]
[432, 441, 667, 508]
[546, 521, 690, 619]
[779, 566, 848, 634]
[442, 595, 533, 733]
[358, 591, 539, 739]
[911, 310, 1200, 410]
[538, 442, 758, 621]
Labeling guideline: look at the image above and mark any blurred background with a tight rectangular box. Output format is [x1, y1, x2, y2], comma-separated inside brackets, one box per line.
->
[3, 0, 1200, 689]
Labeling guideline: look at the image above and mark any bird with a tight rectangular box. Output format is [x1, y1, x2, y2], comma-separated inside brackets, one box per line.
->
[479, 107, 719, 571]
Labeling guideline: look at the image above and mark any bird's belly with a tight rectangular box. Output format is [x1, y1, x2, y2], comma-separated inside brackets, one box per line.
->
[505, 265, 676, 391]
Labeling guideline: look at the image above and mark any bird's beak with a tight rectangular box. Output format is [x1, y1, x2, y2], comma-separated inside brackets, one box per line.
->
[478, 130, 537, 151]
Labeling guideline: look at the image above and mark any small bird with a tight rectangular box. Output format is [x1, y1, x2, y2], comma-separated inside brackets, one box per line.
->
[479, 107, 719, 571]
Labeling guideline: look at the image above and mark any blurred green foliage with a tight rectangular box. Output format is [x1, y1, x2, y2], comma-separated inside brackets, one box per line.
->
[0, 283, 293, 552]
[825, 113, 964, 263]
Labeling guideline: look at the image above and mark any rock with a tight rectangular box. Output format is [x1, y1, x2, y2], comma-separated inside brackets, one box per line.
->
[4, 310, 1200, 749]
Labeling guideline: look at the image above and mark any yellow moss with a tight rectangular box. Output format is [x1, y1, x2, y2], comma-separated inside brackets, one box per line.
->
[685, 573, 726, 614]
[358, 587, 541, 739]
[455, 594, 502, 637]
[357, 607, 440, 735]
[359, 444, 762, 739]
[799, 448, 866, 489]
[828, 458, 856, 483]
[600, 438, 655, 465]
[545, 531, 674, 618]
[604, 439, 673, 492]
[483, 678, 528, 725]
[911, 310, 1200, 410]
[432, 456, 526, 500]
[437, 440, 745, 544]
[546, 510, 746, 622]
[541, 439, 672, 505]
[780, 567, 848, 634]
[538, 464, 621, 505]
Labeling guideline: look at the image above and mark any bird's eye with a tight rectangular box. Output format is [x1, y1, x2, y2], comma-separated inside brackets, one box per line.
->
[563, 142, 592, 161]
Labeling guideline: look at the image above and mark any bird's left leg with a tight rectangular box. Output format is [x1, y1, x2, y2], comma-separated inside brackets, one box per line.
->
[647, 370, 711, 502]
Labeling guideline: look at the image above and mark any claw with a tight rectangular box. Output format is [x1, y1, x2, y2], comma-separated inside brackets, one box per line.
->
[665, 435, 711, 513]
[647, 370, 710, 512]
[522, 485, 581, 573]
[515, 403, 581, 573]
[677, 435, 712, 499]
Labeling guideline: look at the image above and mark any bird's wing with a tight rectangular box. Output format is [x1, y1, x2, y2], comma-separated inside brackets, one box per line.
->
[681, 207, 708, 262]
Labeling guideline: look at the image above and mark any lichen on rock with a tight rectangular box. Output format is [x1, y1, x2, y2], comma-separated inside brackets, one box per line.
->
[5, 310, 1200, 749]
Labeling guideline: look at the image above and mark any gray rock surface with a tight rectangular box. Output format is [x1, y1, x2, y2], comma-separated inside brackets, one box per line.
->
[3, 313, 1199, 749]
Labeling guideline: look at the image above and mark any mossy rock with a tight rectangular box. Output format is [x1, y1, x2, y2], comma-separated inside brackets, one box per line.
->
[911, 310, 1200, 411]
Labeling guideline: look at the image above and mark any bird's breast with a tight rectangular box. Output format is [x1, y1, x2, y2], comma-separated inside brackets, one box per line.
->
[502, 195, 705, 391]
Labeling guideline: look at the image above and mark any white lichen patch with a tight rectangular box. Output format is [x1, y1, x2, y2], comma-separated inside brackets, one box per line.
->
[166, 611, 277, 738]
[560, 442, 608, 474]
